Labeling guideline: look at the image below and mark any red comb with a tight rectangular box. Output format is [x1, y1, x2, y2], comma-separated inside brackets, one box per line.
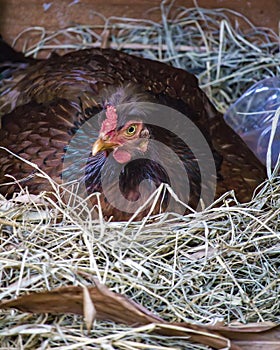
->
[100, 105, 118, 134]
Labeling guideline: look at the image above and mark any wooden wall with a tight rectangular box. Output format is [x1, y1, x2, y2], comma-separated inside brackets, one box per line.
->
[0, 0, 279, 47]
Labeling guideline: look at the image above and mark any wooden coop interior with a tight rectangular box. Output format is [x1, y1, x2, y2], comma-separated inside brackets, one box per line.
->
[0, 0, 279, 50]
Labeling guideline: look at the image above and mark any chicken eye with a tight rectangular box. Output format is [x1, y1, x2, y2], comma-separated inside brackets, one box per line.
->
[125, 124, 137, 136]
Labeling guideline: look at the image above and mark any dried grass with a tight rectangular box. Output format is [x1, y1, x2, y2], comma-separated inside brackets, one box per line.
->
[1, 4, 280, 350]
[0, 169, 279, 349]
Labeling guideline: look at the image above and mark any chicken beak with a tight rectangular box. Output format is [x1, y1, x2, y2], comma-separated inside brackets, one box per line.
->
[92, 138, 119, 156]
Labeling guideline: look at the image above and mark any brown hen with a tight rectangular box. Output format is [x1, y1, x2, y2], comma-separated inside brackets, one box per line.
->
[0, 41, 266, 220]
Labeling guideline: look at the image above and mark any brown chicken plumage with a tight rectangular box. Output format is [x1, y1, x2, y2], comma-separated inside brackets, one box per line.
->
[0, 42, 267, 220]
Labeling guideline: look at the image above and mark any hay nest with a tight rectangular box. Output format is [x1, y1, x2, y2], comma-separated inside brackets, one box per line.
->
[0, 4, 280, 349]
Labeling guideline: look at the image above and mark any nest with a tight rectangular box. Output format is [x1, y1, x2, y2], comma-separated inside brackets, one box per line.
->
[0, 4, 280, 349]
